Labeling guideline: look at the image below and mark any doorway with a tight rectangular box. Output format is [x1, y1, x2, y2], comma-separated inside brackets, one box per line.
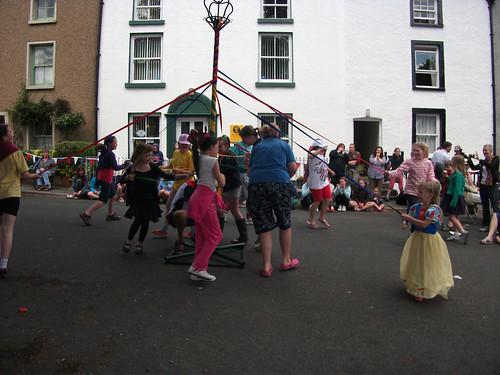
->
[353, 119, 381, 161]
[176, 117, 208, 136]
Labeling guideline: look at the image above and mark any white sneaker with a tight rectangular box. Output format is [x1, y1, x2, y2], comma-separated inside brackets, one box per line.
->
[188, 265, 195, 273]
[189, 268, 216, 281]
[342, 205, 347, 212]
[460, 231, 469, 245]
[446, 232, 460, 241]
[479, 227, 489, 232]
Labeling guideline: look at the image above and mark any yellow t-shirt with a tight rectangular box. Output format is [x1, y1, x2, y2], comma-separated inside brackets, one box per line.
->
[0, 150, 29, 199]
[170, 149, 195, 190]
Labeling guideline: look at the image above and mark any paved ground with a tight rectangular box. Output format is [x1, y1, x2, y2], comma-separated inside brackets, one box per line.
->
[1, 195, 499, 374]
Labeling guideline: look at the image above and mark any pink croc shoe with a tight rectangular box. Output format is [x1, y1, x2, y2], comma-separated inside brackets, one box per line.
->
[280, 258, 300, 271]
[259, 268, 273, 277]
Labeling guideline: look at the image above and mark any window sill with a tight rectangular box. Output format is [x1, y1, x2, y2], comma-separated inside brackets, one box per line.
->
[257, 18, 294, 24]
[125, 82, 166, 89]
[413, 86, 445, 91]
[411, 22, 443, 28]
[26, 84, 55, 90]
[129, 20, 165, 26]
[255, 82, 295, 88]
[29, 19, 57, 25]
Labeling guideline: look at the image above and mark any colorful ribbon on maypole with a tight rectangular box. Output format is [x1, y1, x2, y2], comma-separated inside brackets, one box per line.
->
[204, 0, 233, 135]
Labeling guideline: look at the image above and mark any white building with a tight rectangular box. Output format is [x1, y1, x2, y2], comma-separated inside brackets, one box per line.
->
[98, 0, 494, 160]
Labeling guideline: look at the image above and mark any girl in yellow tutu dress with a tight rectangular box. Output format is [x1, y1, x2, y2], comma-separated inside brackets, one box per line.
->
[400, 181, 454, 302]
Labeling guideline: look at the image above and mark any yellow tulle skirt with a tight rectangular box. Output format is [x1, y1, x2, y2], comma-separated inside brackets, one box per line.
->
[400, 231, 454, 299]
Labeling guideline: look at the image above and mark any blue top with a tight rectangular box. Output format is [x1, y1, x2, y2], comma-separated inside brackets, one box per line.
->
[409, 203, 441, 234]
[249, 138, 295, 184]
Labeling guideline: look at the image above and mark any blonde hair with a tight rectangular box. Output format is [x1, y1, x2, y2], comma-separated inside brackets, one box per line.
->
[418, 181, 441, 205]
[131, 143, 153, 163]
[452, 155, 466, 174]
[413, 143, 429, 158]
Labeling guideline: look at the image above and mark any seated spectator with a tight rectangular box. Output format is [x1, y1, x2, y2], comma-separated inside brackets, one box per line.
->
[480, 212, 500, 245]
[334, 176, 351, 211]
[151, 143, 165, 166]
[35, 150, 56, 190]
[87, 176, 100, 200]
[158, 179, 173, 203]
[67, 166, 89, 199]
[349, 177, 384, 212]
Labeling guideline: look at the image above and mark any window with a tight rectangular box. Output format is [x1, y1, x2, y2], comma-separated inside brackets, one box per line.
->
[0, 113, 8, 125]
[30, 0, 56, 22]
[411, 41, 444, 90]
[262, 0, 290, 19]
[181, 121, 204, 134]
[29, 122, 53, 150]
[412, 108, 446, 153]
[259, 34, 293, 83]
[129, 34, 162, 83]
[259, 113, 292, 142]
[27, 42, 55, 89]
[129, 114, 161, 154]
[410, 0, 443, 27]
[133, 0, 162, 21]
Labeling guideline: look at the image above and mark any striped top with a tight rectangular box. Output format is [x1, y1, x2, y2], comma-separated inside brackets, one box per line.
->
[389, 157, 436, 197]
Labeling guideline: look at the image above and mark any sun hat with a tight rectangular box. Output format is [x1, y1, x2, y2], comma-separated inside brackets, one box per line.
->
[311, 138, 328, 149]
[454, 145, 462, 152]
[178, 134, 191, 145]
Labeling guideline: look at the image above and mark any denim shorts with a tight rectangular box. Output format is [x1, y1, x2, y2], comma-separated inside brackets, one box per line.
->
[247, 182, 293, 234]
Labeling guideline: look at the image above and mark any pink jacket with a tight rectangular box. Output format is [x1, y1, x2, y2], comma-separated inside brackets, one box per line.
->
[389, 158, 436, 197]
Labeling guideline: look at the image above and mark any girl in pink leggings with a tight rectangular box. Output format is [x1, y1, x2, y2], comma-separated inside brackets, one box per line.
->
[186, 133, 225, 281]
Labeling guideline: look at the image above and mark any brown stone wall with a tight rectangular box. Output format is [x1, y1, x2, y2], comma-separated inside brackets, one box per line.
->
[0, 0, 101, 147]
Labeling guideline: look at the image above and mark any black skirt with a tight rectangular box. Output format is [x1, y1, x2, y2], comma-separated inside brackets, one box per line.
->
[125, 200, 162, 222]
[440, 194, 466, 215]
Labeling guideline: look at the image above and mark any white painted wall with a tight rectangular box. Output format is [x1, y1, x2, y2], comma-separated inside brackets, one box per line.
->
[98, 0, 493, 159]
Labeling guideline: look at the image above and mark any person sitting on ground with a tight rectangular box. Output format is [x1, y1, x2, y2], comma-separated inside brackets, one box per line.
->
[158, 179, 173, 203]
[368, 146, 387, 197]
[334, 176, 351, 212]
[34, 149, 56, 191]
[87, 176, 100, 200]
[67, 166, 89, 199]
[386, 147, 404, 200]
[349, 177, 384, 212]
[480, 212, 500, 245]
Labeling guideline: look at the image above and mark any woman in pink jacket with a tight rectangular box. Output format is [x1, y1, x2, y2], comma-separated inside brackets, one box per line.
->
[387, 143, 436, 209]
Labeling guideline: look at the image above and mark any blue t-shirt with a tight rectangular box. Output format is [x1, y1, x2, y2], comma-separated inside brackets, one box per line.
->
[249, 138, 295, 184]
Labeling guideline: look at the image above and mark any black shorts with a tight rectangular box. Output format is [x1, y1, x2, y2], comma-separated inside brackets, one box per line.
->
[167, 210, 194, 228]
[97, 180, 117, 203]
[247, 182, 293, 234]
[0, 197, 21, 216]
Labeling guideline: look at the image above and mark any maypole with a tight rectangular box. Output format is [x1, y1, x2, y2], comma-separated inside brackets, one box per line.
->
[204, 0, 233, 135]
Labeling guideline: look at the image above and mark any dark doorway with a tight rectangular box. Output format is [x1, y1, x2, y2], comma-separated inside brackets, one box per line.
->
[353, 120, 380, 162]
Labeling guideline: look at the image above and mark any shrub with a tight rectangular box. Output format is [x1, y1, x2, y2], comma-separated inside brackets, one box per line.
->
[54, 112, 85, 133]
[11, 89, 53, 129]
[53, 141, 96, 157]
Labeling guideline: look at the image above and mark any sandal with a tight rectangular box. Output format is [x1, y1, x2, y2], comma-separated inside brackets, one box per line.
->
[106, 213, 121, 221]
[280, 258, 300, 271]
[173, 240, 184, 255]
[480, 238, 493, 245]
[319, 219, 330, 228]
[79, 212, 91, 226]
[306, 220, 318, 229]
[260, 268, 273, 278]
[135, 244, 144, 255]
[122, 242, 131, 253]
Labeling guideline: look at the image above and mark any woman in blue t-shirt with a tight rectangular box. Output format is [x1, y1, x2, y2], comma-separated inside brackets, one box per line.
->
[247, 124, 299, 277]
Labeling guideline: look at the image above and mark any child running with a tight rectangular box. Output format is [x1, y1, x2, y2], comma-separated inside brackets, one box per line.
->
[440, 155, 468, 244]
[120, 143, 188, 254]
[400, 181, 454, 302]
[187, 133, 225, 281]
[307, 139, 335, 228]
[79, 136, 128, 225]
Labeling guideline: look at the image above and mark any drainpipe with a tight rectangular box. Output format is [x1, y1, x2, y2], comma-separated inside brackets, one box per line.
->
[94, 0, 104, 145]
[487, 0, 497, 154]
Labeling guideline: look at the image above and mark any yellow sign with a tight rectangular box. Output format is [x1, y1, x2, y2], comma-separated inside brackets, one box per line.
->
[229, 124, 244, 143]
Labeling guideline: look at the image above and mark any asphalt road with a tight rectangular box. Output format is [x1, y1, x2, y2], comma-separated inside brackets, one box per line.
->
[1, 196, 499, 374]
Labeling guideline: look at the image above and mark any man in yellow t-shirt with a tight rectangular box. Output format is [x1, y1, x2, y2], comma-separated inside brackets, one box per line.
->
[0, 125, 39, 277]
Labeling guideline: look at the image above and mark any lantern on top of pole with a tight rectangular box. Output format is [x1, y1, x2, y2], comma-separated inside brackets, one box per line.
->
[204, 0, 233, 135]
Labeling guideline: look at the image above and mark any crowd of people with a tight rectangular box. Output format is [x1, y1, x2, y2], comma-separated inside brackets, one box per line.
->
[1, 120, 499, 303]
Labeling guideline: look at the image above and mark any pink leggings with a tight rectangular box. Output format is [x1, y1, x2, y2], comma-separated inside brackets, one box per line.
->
[193, 201, 222, 271]
[388, 175, 404, 192]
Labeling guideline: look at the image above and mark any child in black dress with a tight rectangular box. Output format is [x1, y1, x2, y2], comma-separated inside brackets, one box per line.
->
[121, 143, 189, 254]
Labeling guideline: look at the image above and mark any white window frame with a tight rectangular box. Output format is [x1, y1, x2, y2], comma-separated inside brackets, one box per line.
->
[134, 0, 162, 21]
[26, 41, 56, 90]
[258, 113, 293, 144]
[129, 34, 163, 83]
[413, 0, 437, 25]
[29, 0, 57, 24]
[415, 113, 440, 153]
[0, 112, 9, 125]
[258, 33, 293, 83]
[129, 113, 162, 156]
[261, 0, 290, 19]
[414, 46, 439, 89]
